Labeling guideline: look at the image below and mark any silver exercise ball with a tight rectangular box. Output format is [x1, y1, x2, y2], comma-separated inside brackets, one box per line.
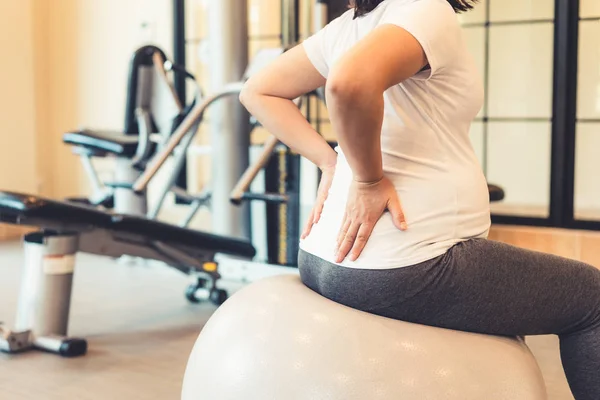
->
[182, 275, 547, 400]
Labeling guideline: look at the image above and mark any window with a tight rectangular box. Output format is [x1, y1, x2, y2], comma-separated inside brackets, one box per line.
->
[574, 2, 600, 221]
[460, 0, 556, 219]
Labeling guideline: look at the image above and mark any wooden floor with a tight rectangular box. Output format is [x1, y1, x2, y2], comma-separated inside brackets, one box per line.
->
[0, 241, 217, 400]
[0, 236, 579, 400]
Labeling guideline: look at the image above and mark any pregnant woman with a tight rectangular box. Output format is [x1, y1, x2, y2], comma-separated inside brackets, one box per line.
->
[239, 1, 600, 398]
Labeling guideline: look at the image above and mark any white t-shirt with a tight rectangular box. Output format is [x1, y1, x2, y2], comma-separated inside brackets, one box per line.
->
[299, 0, 491, 269]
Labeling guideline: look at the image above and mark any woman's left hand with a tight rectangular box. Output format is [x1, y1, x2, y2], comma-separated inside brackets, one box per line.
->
[335, 176, 408, 263]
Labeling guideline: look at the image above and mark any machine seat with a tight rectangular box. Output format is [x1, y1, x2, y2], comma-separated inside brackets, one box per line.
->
[63, 129, 141, 158]
[488, 184, 505, 202]
[112, 216, 256, 259]
[0, 191, 113, 229]
[0, 191, 256, 259]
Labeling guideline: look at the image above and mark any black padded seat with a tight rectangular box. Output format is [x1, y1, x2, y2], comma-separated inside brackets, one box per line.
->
[488, 184, 505, 202]
[63, 129, 141, 158]
[0, 191, 113, 229]
[0, 191, 256, 259]
[111, 215, 256, 259]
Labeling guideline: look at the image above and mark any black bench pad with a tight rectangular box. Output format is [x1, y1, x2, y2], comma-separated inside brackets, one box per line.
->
[488, 184, 505, 202]
[63, 129, 140, 158]
[0, 191, 256, 259]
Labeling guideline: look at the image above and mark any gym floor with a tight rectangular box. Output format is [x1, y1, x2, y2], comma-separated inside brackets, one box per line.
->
[0, 241, 575, 400]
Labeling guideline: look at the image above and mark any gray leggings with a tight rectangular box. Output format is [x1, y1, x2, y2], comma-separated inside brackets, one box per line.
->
[299, 238, 600, 400]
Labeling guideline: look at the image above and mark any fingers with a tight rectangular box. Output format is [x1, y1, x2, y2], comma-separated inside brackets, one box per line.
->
[335, 214, 351, 253]
[312, 197, 325, 225]
[388, 194, 408, 231]
[301, 192, 328, 239]
[301, 208, 315, 239]
[348, 222, 375, 261]
[335, 221, 360, 263]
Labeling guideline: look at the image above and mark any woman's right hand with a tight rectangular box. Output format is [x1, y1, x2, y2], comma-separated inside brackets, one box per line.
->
[301, 164, 336, 239]
[335, 176, 407, 263]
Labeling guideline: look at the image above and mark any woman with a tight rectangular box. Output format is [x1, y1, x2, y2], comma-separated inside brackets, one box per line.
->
[240, 1, 600, 398]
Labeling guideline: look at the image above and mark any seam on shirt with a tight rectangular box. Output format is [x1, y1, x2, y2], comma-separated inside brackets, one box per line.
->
[419, 78, 460, 239]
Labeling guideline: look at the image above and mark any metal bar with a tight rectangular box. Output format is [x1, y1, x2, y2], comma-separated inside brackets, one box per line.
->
[181, 200, 204, 228]
[491, 215, 554, 227]
[475, 117, 553, 123]
[153, 51, 183, 111]
[242, 193, 289, 204]
[249, 34, 283, 41]
[567, 219, 600, 231]
[15, 233, 79, 337]
[230, 135, 279, 204]
[188, 34, 283, 44]
[482, 0, 491, 176]
[302, 0, 312, 39]
[132, 82, 244, 193]
[79, 155, 106, 200]
[113, 158, 147, 215]
[207, 1, 251, 239]
[173, 0, 186, 104]
[461, 18, 555, 28]
[314, 0, 329, 34]
[173, 0, 189, 196]
[549, 0, 579, 226]
[472, 117, 600, 123]
[147, 123, 200, 219]
[282, 0, 300, 47]
[131, 108, 153, 168]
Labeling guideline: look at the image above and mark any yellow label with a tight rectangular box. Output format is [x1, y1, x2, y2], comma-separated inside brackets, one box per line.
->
[203, 262, 217, 272]
[43, 255, 76, 275]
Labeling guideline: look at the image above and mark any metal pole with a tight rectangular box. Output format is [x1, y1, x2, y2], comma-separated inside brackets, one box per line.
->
[314, 0, 329, 33]
[173, 0, 189, 194]
[15, 233, 79, 337]
[282, 0, 300, 47]
[173, 0, 186, 103]
[208, 1, 251, 239]
[302, 0, 312, 39]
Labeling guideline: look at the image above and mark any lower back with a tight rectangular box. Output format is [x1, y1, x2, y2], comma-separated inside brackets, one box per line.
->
[299, 157, 491, 269]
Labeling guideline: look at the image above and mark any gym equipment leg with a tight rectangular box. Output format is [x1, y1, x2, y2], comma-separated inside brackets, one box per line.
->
[114, 157, 147, 216]
[1, 231, 87, 357]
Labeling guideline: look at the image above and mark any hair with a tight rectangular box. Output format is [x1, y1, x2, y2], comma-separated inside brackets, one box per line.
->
[351, 0, 479, 18]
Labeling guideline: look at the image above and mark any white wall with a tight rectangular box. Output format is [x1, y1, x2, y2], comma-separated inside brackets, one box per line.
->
[0, 0, 39, 193]
[0, 0, 173, 199]
[43, 0, 173, 198]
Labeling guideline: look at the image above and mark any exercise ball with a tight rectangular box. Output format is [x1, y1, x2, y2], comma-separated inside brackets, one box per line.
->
[182, 275, 547, 400]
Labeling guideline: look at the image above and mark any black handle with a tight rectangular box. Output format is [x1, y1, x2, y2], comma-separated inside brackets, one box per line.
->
[230, 192, 289, 206]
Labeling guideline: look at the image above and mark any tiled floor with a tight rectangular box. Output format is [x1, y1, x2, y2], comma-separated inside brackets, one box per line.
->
[0, 239, 580, 399]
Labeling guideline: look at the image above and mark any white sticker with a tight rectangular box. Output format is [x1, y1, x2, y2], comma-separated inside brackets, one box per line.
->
[43, 255, 76, 275]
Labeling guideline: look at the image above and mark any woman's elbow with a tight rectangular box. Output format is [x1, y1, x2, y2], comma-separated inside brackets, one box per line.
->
[326, 73, 376, 103]
[239, 82, 253, 108]
[239, 78, 262, 108]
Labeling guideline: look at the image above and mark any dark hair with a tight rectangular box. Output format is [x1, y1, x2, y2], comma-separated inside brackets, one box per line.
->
[352, 0, 479, 18]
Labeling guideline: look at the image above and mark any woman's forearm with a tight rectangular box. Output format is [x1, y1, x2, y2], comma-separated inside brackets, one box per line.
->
[240, 92, 337, 170]
[325, 82, 384, 183]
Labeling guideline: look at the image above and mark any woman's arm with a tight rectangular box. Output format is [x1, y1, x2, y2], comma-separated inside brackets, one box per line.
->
[239, 46, 337, 171]
[326, 24, 428, 183]
[328, 25, 429, 262]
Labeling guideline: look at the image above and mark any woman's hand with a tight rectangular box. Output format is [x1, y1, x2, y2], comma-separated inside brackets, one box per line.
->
[335, 176, 407, 263]
[301, 164, 336, 240]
